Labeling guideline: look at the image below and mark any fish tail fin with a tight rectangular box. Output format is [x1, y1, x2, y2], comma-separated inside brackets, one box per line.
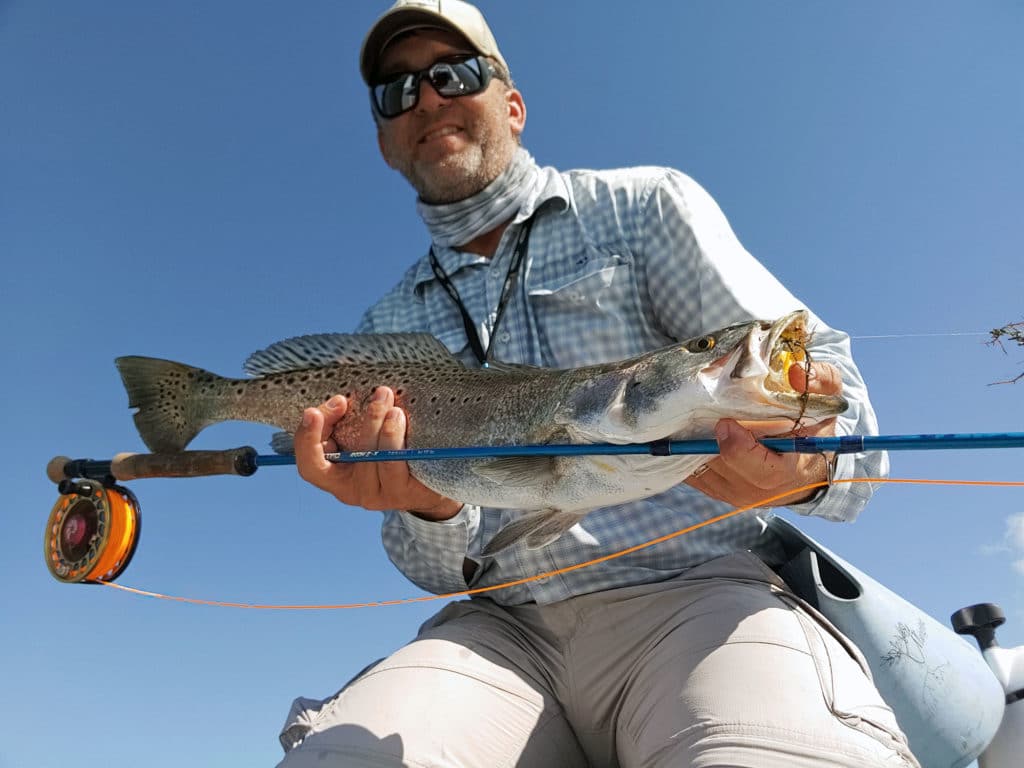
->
[482, 509, 587, 556]
[115, 356, 221, 452]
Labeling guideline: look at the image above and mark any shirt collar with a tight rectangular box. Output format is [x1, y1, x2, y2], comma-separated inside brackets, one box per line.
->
[412, 165, 570, 292]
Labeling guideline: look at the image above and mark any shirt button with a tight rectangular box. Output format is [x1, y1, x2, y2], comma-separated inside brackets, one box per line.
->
[499, 332, 511, 343]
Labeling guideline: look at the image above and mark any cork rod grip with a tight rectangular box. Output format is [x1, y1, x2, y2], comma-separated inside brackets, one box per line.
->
[46, 447, 259, 483]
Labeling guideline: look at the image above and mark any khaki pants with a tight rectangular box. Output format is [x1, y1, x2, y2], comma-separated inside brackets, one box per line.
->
[278, 552, 919, 767]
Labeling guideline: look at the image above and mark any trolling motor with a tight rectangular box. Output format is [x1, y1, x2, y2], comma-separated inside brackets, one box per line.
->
[951, 604, 1024, 768]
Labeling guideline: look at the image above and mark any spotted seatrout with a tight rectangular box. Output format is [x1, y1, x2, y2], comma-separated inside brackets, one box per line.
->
[115, 310, 846, 554]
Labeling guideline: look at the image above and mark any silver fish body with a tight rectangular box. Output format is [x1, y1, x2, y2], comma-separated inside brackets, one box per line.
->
[115, 311, 847, 553]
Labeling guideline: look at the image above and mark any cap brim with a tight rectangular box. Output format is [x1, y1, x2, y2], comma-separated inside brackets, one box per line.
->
[360, 10, 479, 83]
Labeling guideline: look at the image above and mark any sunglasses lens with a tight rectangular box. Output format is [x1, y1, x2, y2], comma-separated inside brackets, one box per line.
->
[430, 60, 483, 96]
[374, 74, 418, 118]
[373, 57, 491, 118]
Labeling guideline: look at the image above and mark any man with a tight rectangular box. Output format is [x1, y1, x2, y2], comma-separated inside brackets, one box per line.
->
[279, 2, 919, 766]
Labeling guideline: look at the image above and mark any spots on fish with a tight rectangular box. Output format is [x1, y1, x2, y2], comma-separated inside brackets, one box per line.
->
[117, 313, 847, 554]
[243, 332, 460, 376]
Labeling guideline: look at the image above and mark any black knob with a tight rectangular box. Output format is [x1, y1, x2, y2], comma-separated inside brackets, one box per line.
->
[57, 479, 96, 497]
[951, 603, 1005, 650]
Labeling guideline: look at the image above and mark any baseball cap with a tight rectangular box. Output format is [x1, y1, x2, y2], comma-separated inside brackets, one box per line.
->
[360, 0, 509, 84]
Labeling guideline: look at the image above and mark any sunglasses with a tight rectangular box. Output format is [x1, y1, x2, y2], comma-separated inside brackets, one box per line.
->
[370, 55, 496, 119]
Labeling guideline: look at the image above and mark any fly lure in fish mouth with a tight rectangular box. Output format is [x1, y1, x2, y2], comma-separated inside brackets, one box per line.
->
[763, 315, 818, 435]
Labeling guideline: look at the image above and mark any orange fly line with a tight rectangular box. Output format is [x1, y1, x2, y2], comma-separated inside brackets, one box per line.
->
[97, 477, 1024, 609]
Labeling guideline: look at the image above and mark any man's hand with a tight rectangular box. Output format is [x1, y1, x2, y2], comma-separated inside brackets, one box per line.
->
[293, 386, 463, 521]
[686, 362, 841, 507]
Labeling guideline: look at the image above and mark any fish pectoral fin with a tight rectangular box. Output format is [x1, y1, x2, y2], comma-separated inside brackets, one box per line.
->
[563, 420, 635, 445]
[482, 509, 586, 556]
[524, 510, 589, 550]
[615, 454, 705, 479]
[473, 456, 559, 487]
[270, 431, 295, 455]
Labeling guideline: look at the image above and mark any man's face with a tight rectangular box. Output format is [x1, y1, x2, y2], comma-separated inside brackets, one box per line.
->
[374, 28, 525, 204]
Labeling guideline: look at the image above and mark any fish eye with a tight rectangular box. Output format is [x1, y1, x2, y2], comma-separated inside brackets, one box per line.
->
[686, 336, 715, 353]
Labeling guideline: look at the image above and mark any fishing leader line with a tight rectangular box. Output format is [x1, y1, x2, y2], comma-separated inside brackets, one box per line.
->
[851, 331, 991, 340]
[94, 476, 1024, 610]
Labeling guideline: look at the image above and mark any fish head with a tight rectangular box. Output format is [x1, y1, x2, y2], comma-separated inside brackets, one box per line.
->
[607, 310, 848, 441]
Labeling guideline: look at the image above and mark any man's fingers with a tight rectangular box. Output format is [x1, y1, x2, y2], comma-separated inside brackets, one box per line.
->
[317, 395, 349, 442]
[294, 406, 333, 477]
[689, 419, 833, 506]
[379, 407, 405, 449]
[295, 395, 352, 486]
[357, 387, 394, 450]
[292, 389, 458, 515]
[686, 460, 758, 504]
[346, 387, 396, 505]
[376, 407, 413, 492]
[713, 419, 789, 489]
[788, 361, 842, 395]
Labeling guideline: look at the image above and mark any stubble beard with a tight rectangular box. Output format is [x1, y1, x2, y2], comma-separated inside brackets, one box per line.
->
[397, 104, 517, 204]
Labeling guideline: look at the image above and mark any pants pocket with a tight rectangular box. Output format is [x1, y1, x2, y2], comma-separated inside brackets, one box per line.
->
[784, 594, 919, 765]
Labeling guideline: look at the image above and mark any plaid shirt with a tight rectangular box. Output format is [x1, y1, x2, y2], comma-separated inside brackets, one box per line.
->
[358, 165, 887, 605]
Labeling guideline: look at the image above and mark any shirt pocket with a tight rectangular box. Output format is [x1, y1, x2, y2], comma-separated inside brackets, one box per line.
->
[528, 257, 661, 367]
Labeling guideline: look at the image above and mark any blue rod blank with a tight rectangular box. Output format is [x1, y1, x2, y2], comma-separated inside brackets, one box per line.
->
[251, 431, 1024, 466]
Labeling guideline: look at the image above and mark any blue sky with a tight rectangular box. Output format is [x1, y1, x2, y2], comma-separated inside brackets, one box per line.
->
[2, 2, 1022, 766]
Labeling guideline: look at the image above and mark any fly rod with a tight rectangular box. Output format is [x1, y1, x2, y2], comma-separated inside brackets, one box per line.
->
[43, 430, 1024, 584]
[47, 431, 1024, 484]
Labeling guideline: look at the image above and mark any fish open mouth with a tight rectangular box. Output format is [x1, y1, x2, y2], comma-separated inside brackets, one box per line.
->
[752, 310, 848, 417]
[764, 311, 810, 394]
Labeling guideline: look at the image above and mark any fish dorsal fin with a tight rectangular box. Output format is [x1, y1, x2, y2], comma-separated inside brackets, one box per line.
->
[243, 333, 461, 375]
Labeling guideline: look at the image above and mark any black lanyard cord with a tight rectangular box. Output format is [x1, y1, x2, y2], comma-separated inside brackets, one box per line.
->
[428, 216, 536, 366]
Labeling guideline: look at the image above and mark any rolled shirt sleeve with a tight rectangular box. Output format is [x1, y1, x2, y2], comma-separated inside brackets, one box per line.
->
[380, 504, 482, 593]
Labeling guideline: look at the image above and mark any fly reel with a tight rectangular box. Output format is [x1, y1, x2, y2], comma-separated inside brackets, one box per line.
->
[45, 480, 141, 584]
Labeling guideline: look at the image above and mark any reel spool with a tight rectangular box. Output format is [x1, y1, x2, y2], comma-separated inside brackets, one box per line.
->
[45, 480, 141, 584]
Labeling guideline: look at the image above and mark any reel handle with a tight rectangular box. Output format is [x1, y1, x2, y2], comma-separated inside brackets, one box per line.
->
[47, 447, 259, 483]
